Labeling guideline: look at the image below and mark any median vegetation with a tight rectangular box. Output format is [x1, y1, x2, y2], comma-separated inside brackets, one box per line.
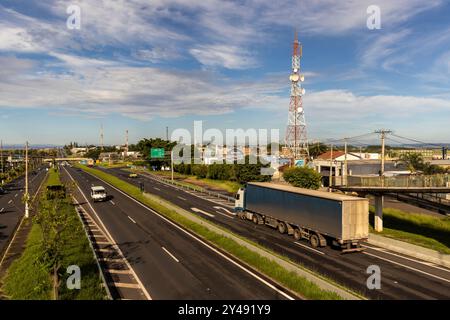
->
[1, 167, 107, 300]
[77, 164, 345, 300]
[370, 206, 450, 254]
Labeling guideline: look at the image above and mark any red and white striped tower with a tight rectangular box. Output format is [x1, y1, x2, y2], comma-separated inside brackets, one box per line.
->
[285, 30, 309, 163]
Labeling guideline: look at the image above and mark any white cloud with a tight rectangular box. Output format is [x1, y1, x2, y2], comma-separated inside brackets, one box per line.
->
[189, 44, 257, 69]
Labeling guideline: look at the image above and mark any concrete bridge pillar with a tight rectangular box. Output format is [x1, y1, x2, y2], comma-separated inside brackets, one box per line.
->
[374, 195, 384, 232]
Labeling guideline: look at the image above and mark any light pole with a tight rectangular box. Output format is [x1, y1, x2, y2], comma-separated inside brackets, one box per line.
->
[25, 141, 29, 219]
[171, 150, 174, 182]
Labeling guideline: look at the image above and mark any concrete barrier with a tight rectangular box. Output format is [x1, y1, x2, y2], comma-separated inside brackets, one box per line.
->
[368, 233, 450, 268]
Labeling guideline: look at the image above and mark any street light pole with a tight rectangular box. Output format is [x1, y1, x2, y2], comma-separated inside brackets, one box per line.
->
[25, 141, 29, 219]
[329, 144, 333, 191]
[171, 150, 174, 182]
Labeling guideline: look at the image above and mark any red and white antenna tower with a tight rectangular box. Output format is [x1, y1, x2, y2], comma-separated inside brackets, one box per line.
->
[285, 30, 309, 163]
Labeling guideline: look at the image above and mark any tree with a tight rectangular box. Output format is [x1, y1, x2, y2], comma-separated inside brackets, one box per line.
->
[399, 153, 424, 173]
[283, 167, 322, 190]
[136, 138, 177, 169]
[233, 156, 272, 184]
[309, 142, 328, 159]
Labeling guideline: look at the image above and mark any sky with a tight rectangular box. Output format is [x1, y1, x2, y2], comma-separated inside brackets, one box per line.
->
[0, 0, 450, 146]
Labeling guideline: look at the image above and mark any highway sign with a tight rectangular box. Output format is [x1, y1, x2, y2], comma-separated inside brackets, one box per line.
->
[150, 148, 165, 158]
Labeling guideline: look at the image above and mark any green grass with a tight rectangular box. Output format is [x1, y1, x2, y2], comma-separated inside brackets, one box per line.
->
[1, 169, 107, 300]
[46, 167, 61, 185]
[369, 206, 450, 254]
[77, 164, 345, 300]
[148, 170, 242, 193]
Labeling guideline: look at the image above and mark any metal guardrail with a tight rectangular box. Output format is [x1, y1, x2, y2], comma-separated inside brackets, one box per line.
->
[334, 174, 450, 188]
[144, 171, 235, 203]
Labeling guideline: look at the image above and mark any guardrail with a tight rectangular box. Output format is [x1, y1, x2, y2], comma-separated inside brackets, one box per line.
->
[143, 171, 235, 203]
[336, 174, 450, 188]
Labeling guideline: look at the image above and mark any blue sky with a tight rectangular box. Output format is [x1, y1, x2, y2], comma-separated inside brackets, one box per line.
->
[0, 0, 450, 145]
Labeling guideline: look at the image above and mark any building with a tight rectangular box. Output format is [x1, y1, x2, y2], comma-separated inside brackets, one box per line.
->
[70, 147, 88, 155]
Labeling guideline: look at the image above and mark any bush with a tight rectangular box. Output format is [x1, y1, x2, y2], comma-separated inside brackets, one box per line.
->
[283, 167, 322, 190]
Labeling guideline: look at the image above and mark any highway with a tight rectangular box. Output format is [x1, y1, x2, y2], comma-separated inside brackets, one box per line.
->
[0, 167, 47, 256]
[101, 167, 450, 300]
[61, 165, 295, 300]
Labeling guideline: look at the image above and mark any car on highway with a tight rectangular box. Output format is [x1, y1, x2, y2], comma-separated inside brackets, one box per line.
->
[90, 186, 107, 202]
[129, 173, 138, 178]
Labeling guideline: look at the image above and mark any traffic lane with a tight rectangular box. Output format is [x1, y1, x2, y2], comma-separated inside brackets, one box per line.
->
[118, 169, 450, 299]
[66, 167, 289, 300]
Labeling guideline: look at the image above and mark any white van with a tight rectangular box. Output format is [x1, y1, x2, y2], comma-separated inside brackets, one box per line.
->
[90, 186, 107, 202]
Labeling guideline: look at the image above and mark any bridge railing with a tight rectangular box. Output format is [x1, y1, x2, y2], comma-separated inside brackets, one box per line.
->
[342, 174, 450, 188]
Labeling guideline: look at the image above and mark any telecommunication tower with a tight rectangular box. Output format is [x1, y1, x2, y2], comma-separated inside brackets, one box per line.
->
[285, 30, 309, 162]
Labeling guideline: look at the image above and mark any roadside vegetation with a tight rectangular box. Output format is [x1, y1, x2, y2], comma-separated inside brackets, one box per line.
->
[283, 167, 322, 190]
[1, 167, 107, 300]
[369, 206, 450, 254]
[77, 164, 346, 300]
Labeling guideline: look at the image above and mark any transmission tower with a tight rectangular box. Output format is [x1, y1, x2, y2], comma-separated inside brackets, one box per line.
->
[285, 30, 309, 162]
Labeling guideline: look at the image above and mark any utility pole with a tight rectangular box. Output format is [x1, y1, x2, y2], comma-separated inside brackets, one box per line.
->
[124, 129, 129, 160]
[0, 139, 3, 182]
[166, 126, 169, 141]
[375, 129, 392, 176]
[329, 144, 333, 191]
[100, 124, 104, 151]
[170, 150, 174, 182]
[344, 138, 348, 186]
[25, 141, 29, 219]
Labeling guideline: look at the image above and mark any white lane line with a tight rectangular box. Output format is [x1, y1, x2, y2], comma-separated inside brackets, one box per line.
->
[215, 211, 234, 219]
[191, 207, 215, 217]
[153, 187, 161, 191]
[0, 208, 4, 213]
[294, 242, 325, 255]
[63, 166, 152, 300]
[110, 200, 115, 205]
[8, 200, 12, 204]
[177, 196, 187, 201]
[363, 251, 450, 283]
[362, 244, 450, 273]
[128, 216, 137, 224]
[14, 193, 18, 197]
[162, 247, 180, 263]
[213, 206, 236, 216]
[87, 170, 295, 300]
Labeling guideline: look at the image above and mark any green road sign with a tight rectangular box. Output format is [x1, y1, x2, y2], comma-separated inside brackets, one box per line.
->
[150, 148, 165, 158]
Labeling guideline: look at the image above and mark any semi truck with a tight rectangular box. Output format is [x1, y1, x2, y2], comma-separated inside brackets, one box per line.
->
[234, 182, 369, 252]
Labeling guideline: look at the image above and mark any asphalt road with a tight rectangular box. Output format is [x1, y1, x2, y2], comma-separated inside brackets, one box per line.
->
[0, 167, 47, 255]
[61, 165, 293, 300]
[102, 167, 450, 300]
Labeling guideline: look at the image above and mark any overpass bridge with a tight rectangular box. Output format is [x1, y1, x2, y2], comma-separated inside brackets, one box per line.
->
[332, 184, 450, 232]
[42, 158, 92, 162]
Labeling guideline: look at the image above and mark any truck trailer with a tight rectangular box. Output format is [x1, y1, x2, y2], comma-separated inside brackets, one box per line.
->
[234, 182, 369, 252]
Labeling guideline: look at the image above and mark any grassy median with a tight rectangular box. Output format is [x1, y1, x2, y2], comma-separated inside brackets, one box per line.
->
[370, 206, 450, 254]
[1, 167, 107, 300]
[77, 164, 346, 300]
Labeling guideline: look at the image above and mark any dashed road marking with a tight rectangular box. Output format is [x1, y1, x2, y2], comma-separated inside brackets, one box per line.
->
[177, 196, 187, 201]
[191, 207, 215, 217]
[162, 246, 180, 263]
[128, 216, 137, 224]
[294, 242, 325, 255]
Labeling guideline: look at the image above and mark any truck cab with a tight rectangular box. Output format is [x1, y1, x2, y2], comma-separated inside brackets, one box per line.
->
[90, 186, 107, 202]
[234, 188, 245, 211]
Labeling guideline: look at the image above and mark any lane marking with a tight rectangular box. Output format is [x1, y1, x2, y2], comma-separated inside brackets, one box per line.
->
[363, 251, 450, 283]
[162, 246, 180, 263]
[128, 216, 137, 224]
[8, 200, 12, 204]
[107, 269, 131, 274]
[110, 200, 115, 205]
[112, 282, 141, 289]
[85, 170, 295, 300]
[215, 211, 234, 219]
[362, 244, 450, 273]
[294, 242, 325, 255]
[14, 193, 18, 197]
[153, 187, 161, 191]
[213, 206, 236, 216]
[63, 166, 152, 300]
[177, 196, 187, 201]
[191, 207, 215, 217]
[0, 208, 4, 213]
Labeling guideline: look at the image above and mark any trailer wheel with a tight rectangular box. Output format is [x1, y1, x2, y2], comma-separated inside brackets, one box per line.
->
[310, 234, 319, 248]
[293, 228, 302, 240]
[252, 214, 259, 224]
[277, 222, 287, 234]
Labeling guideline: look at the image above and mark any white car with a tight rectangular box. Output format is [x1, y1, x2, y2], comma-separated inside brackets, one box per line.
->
[90, 186, 107, 202]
